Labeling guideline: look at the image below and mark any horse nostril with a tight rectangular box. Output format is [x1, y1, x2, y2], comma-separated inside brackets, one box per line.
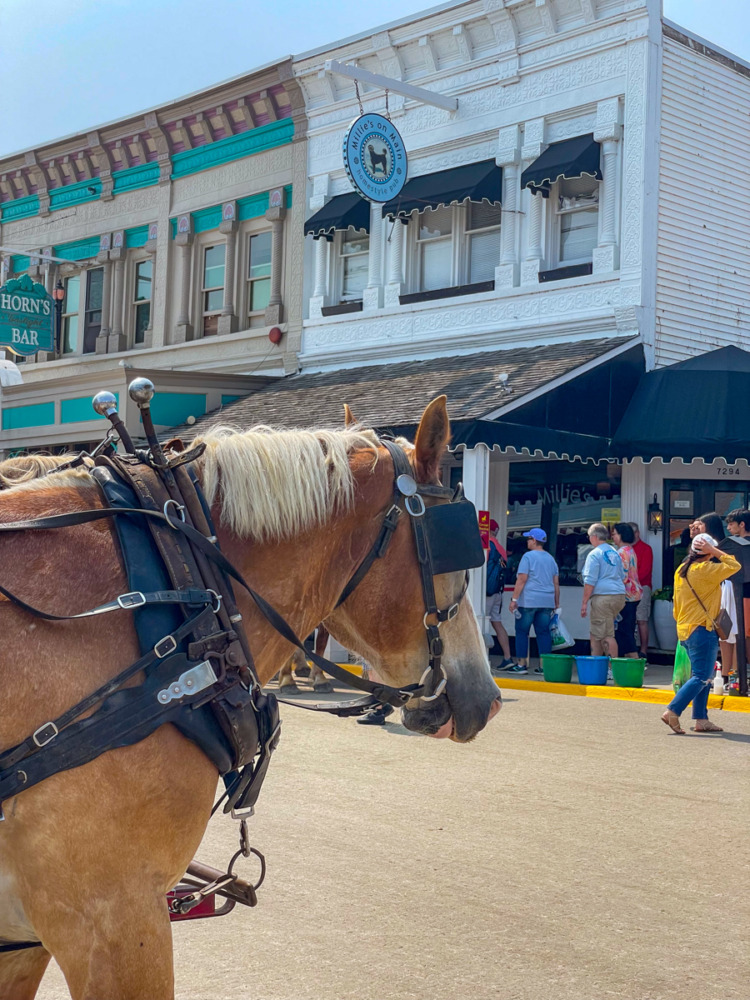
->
[488, 698, 502, 721]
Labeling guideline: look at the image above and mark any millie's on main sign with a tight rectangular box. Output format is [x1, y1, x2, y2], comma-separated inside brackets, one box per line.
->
[0, 274, 55, 356]
[343, 113, 407, 203]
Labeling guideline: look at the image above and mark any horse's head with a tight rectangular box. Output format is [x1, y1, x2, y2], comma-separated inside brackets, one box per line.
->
[327, 397, 501, 743]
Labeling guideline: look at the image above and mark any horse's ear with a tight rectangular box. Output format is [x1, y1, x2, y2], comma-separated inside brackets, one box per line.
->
[414, 395, 450, 481]
[163, 437, 186, 454]
[343, 403, 357, 427]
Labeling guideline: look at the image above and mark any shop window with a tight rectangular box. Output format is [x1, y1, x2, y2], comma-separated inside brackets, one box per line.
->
[247, 232, 272, 327]
[556, 176, 599, 265]
[417, 205, 453, 291]
[337, 229, 369, 303]
[202, 244, 225, 337]
[82, 267, 103, 354]
[133, 259, 152, 345]
[465, 202, 502, 284]
[62, 275, 80, 354]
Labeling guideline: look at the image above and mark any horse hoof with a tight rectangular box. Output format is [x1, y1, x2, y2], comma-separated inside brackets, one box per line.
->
[313, 681, 333, 693]
[279, 683, 299, 693]
[295, 665, 311, 678]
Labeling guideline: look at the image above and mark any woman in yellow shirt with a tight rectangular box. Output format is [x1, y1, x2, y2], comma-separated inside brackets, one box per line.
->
[662, 533, 740, 735]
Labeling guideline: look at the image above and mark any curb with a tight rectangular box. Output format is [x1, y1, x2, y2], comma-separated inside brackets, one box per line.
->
[492, 677, 750, 713]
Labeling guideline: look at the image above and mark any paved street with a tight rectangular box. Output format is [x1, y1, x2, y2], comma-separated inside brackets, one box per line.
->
[39, 687, 750, 1000]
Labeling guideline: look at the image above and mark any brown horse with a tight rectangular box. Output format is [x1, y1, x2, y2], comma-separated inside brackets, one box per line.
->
[0, 396, 500, 999]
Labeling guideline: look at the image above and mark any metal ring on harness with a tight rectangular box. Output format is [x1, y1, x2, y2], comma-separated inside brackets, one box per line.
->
[163, 498, 186, 525]
[417, 665, 448, 702]
[228, 846, 266, 891]
[405, 494, 426, 517]
[208, 589, 222, 613]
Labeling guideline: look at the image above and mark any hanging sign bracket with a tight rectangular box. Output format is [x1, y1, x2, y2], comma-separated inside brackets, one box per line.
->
[323, 60, 457, 113]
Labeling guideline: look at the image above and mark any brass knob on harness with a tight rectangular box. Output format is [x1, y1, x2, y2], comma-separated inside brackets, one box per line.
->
[128, 377, 155, 408]
[92, 391, 118, 417]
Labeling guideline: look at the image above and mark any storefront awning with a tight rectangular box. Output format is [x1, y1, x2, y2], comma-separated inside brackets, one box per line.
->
[381, 159, 502, 221]
[521, 134, 601, 197]
[304, 192, 370, 241]
[446, 419, 613, 464]
[611, 346, 750, 463]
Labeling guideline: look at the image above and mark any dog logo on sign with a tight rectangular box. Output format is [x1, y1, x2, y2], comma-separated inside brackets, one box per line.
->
[343, 113, 407, 204]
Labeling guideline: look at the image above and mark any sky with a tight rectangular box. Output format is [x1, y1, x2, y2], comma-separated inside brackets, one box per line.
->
[0, 0, 748, 158]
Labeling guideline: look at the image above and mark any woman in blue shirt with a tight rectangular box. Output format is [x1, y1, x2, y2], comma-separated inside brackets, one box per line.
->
[507, 529, 560, 675]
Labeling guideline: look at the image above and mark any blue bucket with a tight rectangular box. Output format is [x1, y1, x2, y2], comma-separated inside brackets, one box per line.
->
[575, 656, 609, 686]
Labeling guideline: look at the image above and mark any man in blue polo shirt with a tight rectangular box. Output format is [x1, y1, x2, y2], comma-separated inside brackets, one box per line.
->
[581, 522, 626, 658]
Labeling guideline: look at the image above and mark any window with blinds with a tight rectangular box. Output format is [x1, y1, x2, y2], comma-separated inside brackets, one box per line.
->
[466, 202, 501, 284]
[417, 205, 453, 291]
[557, 176, 599, 265]
[339, 230, 369, 301]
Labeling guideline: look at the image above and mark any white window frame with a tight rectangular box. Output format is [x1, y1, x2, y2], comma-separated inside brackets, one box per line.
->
[60, 270, 85, 356]
[547, 175, 601, 269]
[333, 227, 370, 305]
[128, 253, 153, 349]
[405, 202, 501, 294]
[244, 227, 273, 327]
[198, 240, 225, 337]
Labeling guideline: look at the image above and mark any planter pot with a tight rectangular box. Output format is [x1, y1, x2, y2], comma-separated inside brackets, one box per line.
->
[611, 658, 646, 688]
[541, 654, 574, 683]
[575, 655, 609, 685]
[652, 601, 678, 652]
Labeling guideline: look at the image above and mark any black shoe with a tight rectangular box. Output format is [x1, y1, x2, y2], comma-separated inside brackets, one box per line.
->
[356, 705, 395, 725]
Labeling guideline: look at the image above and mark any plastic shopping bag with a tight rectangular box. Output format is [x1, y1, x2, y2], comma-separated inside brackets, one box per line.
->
[549, 609, 574, 650]
[672, 642, 691, 692]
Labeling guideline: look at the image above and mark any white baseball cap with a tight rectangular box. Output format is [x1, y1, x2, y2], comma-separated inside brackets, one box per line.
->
[691, 532, 716, 552]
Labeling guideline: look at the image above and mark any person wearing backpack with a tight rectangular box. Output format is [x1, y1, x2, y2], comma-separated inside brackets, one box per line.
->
[485, 519, 516, 671]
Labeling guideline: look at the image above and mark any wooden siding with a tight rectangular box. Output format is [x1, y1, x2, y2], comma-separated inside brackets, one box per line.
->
[656, 37, 750, 366]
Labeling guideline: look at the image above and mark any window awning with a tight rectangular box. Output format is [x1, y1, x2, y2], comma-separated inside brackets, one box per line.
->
[304, 192, 370, 241]
[611, 346, 750, 463]
[521, 134, 601, 197]
[381, 159, 502, 221]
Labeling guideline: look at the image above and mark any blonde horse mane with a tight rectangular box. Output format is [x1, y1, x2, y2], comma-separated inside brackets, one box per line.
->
[0, 426, 383, 544]
[0, 453, 87, 490]
[192, 424, 380, 542]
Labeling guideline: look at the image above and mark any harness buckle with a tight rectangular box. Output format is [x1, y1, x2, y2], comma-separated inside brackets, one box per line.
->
[32, 722, 58, 748]
[117, 591, 146, 610]
[428, 634, 444, 658]
[405, 494, 426, 517]
[208, 590, 222, 613]
[154, 634, 178, 659]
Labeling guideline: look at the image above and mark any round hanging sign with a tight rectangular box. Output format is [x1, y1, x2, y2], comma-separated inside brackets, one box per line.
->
[343, 113, 407, 204]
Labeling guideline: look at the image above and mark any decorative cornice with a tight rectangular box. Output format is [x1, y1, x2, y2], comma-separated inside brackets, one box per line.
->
[1, 193, 40, 222]
[49, 177, 101, 211]
[170, 118, 294, 180]
[112, 162, 160, 195]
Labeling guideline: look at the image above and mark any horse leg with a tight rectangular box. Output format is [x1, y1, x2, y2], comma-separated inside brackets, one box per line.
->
[278, 652, 301, 692]
[312, 626, 333, 692]
[35, 892, 174, 1000]
[0, 946, 50, 1000]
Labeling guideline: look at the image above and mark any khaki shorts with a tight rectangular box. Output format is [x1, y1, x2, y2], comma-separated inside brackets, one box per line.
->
[589, 594, 626, 640]
[636, 585, 652, 623]
[486, 594, 503, 621]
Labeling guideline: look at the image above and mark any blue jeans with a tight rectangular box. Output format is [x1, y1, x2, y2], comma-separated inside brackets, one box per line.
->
[668, 626, 718, 720]
[515, 607, 554, 659]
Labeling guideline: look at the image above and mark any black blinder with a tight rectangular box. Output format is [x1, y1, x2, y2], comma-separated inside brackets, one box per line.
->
[423, 499, 486, 575]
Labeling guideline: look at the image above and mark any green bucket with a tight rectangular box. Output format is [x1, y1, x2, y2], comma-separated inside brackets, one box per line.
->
[541, 654, 574, 683]
[610, 658, 646, 688]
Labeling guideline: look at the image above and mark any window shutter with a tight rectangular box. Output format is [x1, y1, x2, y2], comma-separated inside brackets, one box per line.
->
[469, 229, 501, 283]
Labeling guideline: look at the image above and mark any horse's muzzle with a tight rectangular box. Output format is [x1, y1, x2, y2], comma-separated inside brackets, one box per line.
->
[401, 690, 501, 743]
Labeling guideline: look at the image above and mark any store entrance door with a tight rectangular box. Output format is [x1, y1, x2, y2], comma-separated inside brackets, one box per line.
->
[664, 478, 750, 580]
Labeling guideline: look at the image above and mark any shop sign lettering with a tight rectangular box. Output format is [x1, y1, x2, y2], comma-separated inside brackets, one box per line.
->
[0, 274, 54, 356]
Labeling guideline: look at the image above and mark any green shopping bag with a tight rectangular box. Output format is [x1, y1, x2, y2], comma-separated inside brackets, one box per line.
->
[672, 642, 691, 692]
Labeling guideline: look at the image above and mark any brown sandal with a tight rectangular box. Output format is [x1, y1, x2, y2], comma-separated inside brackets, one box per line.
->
[661, 710, 685, 735]
[691, 720, 724, 733]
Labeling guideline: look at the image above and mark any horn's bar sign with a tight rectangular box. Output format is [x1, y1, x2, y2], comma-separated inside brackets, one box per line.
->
[0, 274, 55, 356]
[343, 113, 407, 203]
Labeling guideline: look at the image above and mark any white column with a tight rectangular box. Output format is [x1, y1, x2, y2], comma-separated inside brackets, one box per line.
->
[264, 209, 286, 326]
[363, 202, 382, 311]
[593, 97, 621, 274]
[309, 237, 329, 319]
[174, 234, 194, 342]
[488, 459, 510, 549]
[217, 222, 238, 336]
[496, 125, 521, 288]
[96, 260, 111, 354]
[461, 444, 491, 633]
[620, 458, 647, 527]
[108, 254, 126, 352]
[384, 219, 405, 307]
